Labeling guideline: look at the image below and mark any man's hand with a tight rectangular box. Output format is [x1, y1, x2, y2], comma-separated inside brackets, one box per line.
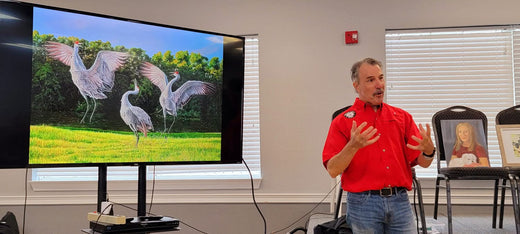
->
[326, 121, 379, 178]
[347, 121, 380, 151]
[406, 123, 434, 154]
[407, 123, 435, 168]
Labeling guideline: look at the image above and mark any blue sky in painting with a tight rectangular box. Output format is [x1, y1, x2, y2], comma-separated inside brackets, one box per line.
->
[33, 7, 223, 59]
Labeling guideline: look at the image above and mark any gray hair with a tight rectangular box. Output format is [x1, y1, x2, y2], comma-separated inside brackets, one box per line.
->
[350, 58, 382, 83]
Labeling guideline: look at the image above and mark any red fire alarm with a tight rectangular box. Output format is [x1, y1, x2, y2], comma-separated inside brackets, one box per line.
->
[345, 31, 358, 44]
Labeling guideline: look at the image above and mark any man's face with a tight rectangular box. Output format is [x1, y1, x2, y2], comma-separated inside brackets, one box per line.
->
[353, 63, 385, 106]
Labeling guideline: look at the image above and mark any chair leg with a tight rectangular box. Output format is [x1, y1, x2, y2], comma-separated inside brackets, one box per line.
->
[499, 178, 507, 229]
[434, 177, 441, 220]
[334, 189, 343, 219]
[492, 179, 499, 229]
[446, 179, 453, 234]
[413, 177, 427, 234]
[510, 175, 520, 233]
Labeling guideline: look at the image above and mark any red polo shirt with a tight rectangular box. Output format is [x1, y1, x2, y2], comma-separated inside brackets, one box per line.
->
[322, 98, 421, 192]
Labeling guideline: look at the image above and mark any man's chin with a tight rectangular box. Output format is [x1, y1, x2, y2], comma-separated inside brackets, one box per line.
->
[367, 100, 383, 107]
[372, 96, 384, 105]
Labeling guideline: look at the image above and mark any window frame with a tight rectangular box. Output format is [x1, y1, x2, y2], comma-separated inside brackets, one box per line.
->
[385, 26, 517, 177]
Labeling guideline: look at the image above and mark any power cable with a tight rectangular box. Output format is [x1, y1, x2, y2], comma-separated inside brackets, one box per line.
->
[243, 159, 267, 234]
[270, 179, 340, 234]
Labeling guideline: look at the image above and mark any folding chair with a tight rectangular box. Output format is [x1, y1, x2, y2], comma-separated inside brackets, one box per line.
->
[495, 104, 520, 233]
[432, 106, 509, 234]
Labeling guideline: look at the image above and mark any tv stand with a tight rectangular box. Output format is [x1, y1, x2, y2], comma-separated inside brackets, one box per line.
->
[84, 164, 180, 233]
[84, 216, 180, 233]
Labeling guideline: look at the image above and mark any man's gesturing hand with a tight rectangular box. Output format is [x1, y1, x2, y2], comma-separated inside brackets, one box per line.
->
[406, 123, 435, 155]
[347, 121, 380, 151]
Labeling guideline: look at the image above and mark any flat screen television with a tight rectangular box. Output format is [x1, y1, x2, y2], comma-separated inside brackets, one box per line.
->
[0, 1, 244, 169]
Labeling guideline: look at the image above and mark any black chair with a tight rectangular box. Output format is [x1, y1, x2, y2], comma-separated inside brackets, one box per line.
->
[496, 104, 520, 232]
[432, 106, 509, 234]
[331, 105, 351, 220]
[331, 106, 427, 234]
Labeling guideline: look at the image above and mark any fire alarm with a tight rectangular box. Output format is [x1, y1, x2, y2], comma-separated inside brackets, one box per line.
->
[345, 31, 358, 44]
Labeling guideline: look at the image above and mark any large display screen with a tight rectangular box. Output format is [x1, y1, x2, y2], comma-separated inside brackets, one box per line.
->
[0, 1, 244, 168]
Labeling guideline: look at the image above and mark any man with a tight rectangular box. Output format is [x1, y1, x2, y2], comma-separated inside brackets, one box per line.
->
[322, 58, 435, 233]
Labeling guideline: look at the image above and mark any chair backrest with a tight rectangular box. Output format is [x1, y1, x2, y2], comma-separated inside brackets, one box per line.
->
[432, 106, 488, 170]
[496, 105, 520, 125]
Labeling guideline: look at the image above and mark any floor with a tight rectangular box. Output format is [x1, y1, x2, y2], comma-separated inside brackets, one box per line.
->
[419, 204, 517, 234]
[303, 204, 518, 234]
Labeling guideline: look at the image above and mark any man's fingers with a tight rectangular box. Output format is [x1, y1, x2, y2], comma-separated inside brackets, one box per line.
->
[410, 135, 421, 144]
[366, 135, 380, 145]
[406, 143, 420, 150]
[364, 127, 378, 139]
[357, 122, 368, 131]
[351, 121, 368, 135]
[425, 123, 431, 135]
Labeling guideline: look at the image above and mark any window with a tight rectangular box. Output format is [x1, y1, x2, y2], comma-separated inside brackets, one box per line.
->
[385, 26, 517, 177]
[31, 36, 261, 186]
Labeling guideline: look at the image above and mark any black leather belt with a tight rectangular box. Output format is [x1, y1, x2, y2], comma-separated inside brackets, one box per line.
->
[363, 187, 407, 197]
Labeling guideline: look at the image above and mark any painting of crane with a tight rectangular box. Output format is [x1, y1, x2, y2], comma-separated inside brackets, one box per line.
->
[28, 7, 224, 165]
[139, 62, 216, 133]
[44, 41, 129, 123]
[120, 79, 154, 147]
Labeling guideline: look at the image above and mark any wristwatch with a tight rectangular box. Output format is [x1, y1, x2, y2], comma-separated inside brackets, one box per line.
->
[422, 148, 436, 158]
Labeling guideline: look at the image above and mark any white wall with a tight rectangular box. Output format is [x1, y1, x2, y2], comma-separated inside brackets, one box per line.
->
[2, 0, 520, 233]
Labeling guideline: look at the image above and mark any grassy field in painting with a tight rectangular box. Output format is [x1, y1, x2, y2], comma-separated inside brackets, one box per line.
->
[29, 125, 221, 165]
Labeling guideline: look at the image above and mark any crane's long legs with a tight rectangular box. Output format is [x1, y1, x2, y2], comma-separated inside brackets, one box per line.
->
[163, 109, 167, 133]
[167, 116, 176, 134]
[89, 99, 97, 123]
[134, 132, 140, 148]
[80, 96, 90, 124]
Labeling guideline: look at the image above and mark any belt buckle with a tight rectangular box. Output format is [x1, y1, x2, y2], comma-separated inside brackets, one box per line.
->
[380, 187, 393, 197]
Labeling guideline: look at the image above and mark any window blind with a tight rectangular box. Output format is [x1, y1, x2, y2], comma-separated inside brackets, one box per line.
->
[513, 28, 520, 104]
[32, 35, 261, 182]
[385, 27, 515, 178]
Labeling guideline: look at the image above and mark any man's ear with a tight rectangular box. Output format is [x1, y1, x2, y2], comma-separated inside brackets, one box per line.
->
[353, 81, 359, 93]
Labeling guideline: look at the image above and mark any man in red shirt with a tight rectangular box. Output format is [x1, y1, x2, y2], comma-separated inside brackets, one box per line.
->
[322, 58, 435, 233]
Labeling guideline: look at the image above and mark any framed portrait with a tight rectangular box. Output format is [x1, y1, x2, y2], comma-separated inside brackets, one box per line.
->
[496, 124, 520, 167]
[439, 119, 488, 168]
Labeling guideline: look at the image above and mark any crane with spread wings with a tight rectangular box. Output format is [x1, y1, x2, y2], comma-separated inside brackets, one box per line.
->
[44, 41, 129, 123]
[139, 62, 216, 133]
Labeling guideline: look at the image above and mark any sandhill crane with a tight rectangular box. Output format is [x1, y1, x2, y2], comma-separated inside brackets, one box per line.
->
[139, 62, 216, 132]
[44, 41, 129, 123]
[120, 79, 153, 147]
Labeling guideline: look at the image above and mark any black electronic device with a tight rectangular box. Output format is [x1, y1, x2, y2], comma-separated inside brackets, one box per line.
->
[0, 1, 244, 169]
[89, 216, 180, 233]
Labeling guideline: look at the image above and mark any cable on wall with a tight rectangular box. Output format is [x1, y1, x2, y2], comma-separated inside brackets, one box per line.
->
[243, 159, 267, 234]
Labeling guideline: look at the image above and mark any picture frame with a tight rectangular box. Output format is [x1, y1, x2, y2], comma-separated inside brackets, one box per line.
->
[496, 124, 520, 167]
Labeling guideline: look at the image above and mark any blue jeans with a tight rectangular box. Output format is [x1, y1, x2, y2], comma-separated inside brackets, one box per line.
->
[346, 189, 416, 234]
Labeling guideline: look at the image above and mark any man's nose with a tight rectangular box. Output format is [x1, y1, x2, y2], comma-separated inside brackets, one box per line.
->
[375, 79, 384, 88]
